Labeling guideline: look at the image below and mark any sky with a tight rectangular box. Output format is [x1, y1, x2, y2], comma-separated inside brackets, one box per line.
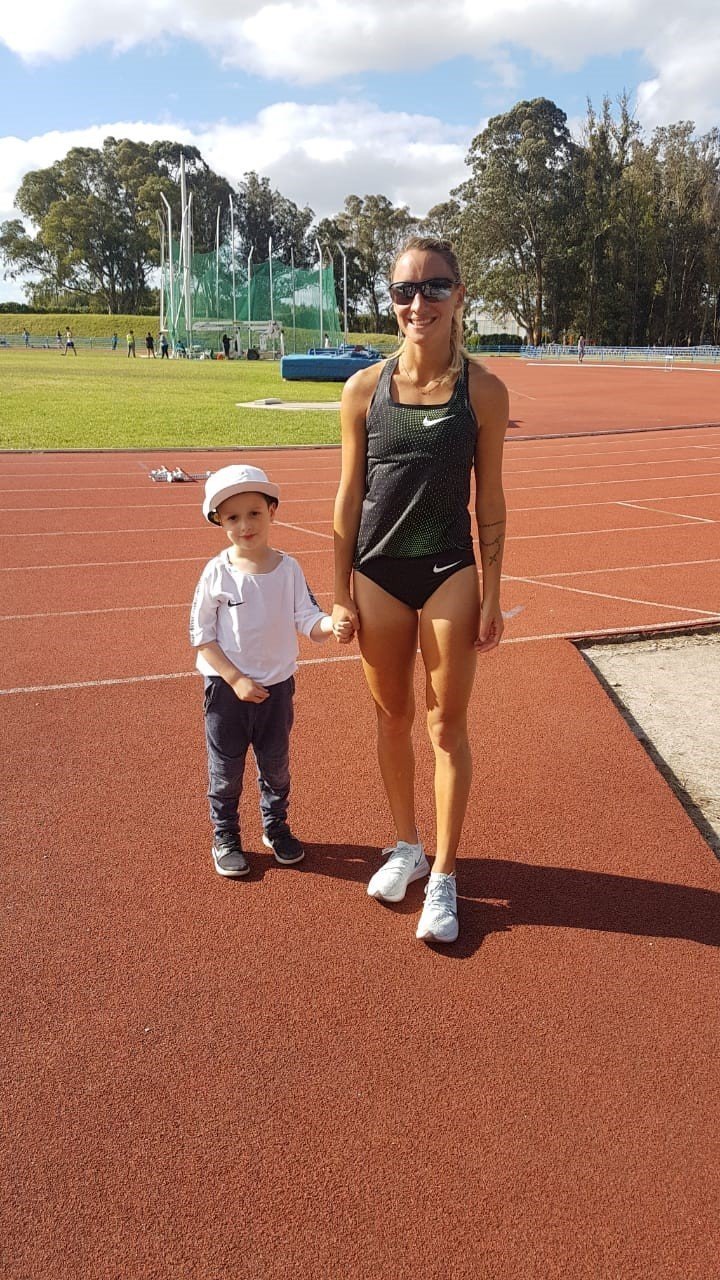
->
[1, 0, 719, 302]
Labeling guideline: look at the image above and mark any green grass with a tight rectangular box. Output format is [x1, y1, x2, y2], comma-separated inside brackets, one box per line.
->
[0, 348, 346, 450]
[0, 313, 158, 340]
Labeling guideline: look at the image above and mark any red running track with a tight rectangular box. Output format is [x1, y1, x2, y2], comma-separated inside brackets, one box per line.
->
[481, 356, 720, 437]
[2, 425, 720, 1279]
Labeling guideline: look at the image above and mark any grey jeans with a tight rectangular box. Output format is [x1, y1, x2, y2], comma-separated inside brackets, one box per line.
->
[203, 675, 295, 840]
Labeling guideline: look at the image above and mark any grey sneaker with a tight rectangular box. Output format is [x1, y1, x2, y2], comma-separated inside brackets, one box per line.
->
[367, 841, 429, 903]
[416, 873, 459, 943]
[211, 833, 250, 878]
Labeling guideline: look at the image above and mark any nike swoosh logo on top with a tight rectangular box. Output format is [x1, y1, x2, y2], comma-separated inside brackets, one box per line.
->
[433, 560, 463, 574]
[422, 413, 453, 427]
[413, 852, 424, 867]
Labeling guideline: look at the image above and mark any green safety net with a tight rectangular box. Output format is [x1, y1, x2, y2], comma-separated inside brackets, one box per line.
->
[161, 247, 342, 354]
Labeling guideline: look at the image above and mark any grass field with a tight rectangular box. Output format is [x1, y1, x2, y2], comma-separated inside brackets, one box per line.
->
[0, 348, 348, 450]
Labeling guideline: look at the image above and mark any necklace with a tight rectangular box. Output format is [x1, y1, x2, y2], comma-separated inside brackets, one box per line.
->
[399, 359, 453, 393]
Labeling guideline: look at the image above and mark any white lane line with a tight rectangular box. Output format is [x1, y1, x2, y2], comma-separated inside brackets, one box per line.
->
[616, 500, 714, 524]
[0, 652, 364, 696]
[0, 602, 189, 622]
[235, 491, 720, 522]
[505, 574, 718, 616]
[276, 520, 332, 540]
[505, 387, 539, 400]
[0, 547, 332, 572]
[0, 526, 212, 538]
[6, 616, 720, 695]
[2, 590, 335, 622]
[0, 518, 711, 572]
[507, 469, 720, 492]
[503, 455, 720, 476]
[508, 490, 720, 513]
[504, 444, 720, 465]
[0, 524, 696, 574]
[0, 497, 336, 513]
[521, 556, 720, 580]
[510, 520, 699, 540]
[0, 554, 208, 573]
[15, 473, 720, 518]
[0, 479, 340, 494]
[507, 617, 720, 643]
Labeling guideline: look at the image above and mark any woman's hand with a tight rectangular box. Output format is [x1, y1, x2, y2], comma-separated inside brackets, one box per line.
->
[332, 599, 359, 644]
[475, 598, 504, 653]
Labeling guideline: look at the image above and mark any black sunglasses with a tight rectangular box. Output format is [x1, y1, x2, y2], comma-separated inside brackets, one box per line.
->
[389, 277, 458, 303]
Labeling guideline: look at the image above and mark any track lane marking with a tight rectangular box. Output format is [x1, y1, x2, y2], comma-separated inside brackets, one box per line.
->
[504, 574, 717, 616]
[5, 616, 720, 696]
[617, 500, 714, 524]
[523, 556, 720, 580]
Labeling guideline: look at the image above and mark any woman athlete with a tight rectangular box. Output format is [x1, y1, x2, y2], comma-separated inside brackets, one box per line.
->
[332, 236, 508, 944]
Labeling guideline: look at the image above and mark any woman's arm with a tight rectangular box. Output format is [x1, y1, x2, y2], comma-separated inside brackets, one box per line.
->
[331, 365, 377, 640]
[470, 365, 509, 652]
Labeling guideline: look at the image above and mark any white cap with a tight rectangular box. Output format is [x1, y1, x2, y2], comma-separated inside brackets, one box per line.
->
[202, 464, 280, 524]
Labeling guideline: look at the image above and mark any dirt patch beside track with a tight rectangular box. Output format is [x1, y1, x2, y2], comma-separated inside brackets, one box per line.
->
[581, 630, 720, 856]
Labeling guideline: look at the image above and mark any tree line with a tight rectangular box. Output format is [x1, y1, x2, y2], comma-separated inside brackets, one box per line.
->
[1, 97, 719, 345]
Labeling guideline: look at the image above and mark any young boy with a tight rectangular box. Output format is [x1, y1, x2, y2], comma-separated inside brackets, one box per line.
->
[190, 464, 334, 878]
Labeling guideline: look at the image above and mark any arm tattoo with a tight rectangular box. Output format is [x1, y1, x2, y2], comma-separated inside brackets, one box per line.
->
[479, 520, 506, 566]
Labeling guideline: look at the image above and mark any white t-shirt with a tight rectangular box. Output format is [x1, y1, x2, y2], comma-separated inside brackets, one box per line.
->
[190, 550, 327, 684]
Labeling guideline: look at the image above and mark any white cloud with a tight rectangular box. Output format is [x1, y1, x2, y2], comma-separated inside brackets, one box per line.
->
[0, 101, 471, 233]
[2, 1, 720, 132]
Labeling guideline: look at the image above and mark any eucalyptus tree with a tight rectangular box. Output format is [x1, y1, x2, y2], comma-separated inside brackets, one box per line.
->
[455, 98, 577, 343]
[233, 171, 314, 265]
[334, 194, 415, 331]
[0, 138, 233, 311]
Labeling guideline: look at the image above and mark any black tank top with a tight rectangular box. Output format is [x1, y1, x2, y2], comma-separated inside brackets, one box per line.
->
[355, 356, 477, 563]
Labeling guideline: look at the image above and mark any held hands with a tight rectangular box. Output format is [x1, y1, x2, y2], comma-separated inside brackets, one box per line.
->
[475, 598, 504, 653]
[331, 600, 359, 645]
[231, 674, 270, 703]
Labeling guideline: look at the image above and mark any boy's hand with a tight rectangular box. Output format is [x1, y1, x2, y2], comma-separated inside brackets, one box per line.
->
[332, 600, 359, 644]
[231, 675, 269, 703]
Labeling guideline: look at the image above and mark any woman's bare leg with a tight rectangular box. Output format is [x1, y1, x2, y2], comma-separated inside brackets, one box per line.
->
[353, 571, 419, 844]
[418, 566, 480, 874]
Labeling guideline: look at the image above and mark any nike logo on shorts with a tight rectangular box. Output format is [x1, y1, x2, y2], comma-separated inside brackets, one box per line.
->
[433, 560, 463, 574]
[422, 413, 453, 427]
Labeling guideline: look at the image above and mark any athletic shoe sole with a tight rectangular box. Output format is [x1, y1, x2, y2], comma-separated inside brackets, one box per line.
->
[262, 834, 305, 865]
[416, 919, 459, 943]
[367, 857, 429, 903]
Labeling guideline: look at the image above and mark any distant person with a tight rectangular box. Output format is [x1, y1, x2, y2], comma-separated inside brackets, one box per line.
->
[127, 329, 136, 358]
[160, 332, 169, 359]
[189, 464, 335, 877]
[222, 333, 231, 358]
[323, 332, 331, 349]
[56, 330, 63, 350]
[64, 327, 77, 356]
[111, 332, 118, 352]
[145, 331, 155, 358]
[577, 334, 586, 363]
[22, 327, 30, 348]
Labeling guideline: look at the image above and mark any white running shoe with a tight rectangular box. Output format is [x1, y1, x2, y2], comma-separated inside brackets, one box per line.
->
[416, 873, 459, 943]
[367, 841, 429, 903]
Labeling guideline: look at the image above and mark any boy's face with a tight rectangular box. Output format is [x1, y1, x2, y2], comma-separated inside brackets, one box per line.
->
[216, 490, 276, 551]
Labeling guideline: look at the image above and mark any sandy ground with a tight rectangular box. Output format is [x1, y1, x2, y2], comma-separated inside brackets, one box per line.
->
[581, 631, 720, 856]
